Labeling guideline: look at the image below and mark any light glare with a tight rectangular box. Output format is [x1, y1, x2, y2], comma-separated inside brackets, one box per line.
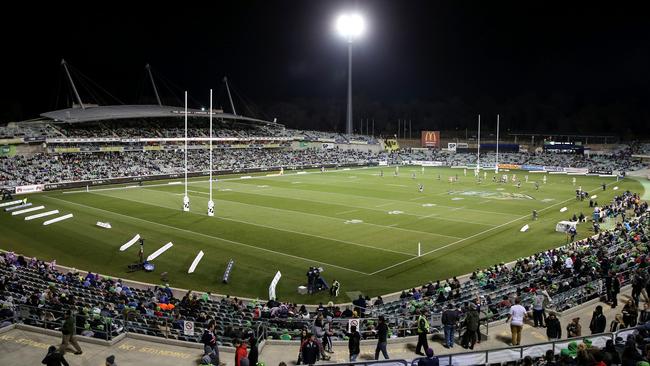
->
[336, 13, 365, 40]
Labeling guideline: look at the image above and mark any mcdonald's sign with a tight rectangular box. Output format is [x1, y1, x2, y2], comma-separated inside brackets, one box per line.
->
[421, 131, 440, 148]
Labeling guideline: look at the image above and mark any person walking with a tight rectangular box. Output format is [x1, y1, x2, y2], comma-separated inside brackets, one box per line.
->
[415, 310, 430, 355]
[375, 315, 390, 360]
[42, 345, 69, 366]
[589, 305, 607, 334]
[506, 297, 527, 346]
[59, 309, 82, 355]
[347, 325, 361, 362]
[441, 304, 459, 349]
[545, 313, 561, 340]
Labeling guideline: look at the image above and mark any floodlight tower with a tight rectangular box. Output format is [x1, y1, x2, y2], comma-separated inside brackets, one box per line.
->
[336, 13, 365, 135]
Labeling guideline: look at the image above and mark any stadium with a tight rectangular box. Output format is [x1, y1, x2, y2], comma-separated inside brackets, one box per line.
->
[2, 3, 650, 366]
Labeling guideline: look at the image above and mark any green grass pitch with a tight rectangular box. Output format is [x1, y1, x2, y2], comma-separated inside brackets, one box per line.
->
[0, 166, 642, 303]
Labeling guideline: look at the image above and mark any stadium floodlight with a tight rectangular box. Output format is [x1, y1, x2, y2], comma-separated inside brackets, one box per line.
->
[335, 12, 366, 136]
[336, 13, 365, 41]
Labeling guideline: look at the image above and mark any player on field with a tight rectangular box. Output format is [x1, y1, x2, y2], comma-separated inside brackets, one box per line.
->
[418, 183, 424, 193]
[543, 175, 547, 184]
[380, 170, 384, 177]
[534, 182, 539, 190]
[412, 172, 416, 179]
[572, 177, 576, 186]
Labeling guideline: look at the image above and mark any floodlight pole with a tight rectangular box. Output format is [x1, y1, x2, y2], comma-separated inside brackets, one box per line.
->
[61, 59, 85, 110]
[346, 41, 354, 135]
[208, 89, 214, 217]
[476, 114, 481, 175]
[495, 114, 500, 174]
[183, 91, 190, 212]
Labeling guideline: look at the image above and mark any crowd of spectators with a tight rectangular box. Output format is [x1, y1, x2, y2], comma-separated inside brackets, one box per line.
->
[392, 149, 647, 172]
[0, 148, 378, 186]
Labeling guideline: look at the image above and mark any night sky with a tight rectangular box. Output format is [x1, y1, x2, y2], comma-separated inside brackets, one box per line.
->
[2, 1, 649, 135]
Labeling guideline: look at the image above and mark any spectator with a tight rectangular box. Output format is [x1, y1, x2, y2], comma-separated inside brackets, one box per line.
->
[507, 297, 527, 346]
[59, 309, 82, 355]
[347, 325, 361, 362]
[545, 313, 562, 340]
[42, 345, 69, 366]
[567, 317, 581, 338]
[417, 348, 439, 366]
[589, 305, 607, 334]
[375, 315, 389, 360]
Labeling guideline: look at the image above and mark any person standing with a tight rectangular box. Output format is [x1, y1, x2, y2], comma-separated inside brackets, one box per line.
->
[506, 297, 527, 346]
[545, 313, 561, 340]
[330, 280, 340, 297]
[589, 305, 607, 334]
[415, 310, 430, 355]
[347, 325, 361, 362]
[611, 273, 620, 308]
[532, 290, 546, 327]
[42, 345, 69, 366]
[300, 333, 320, 366]
[566, 318, 581, 338]
[622, 300, 638, 327]
[59, 310, 82, 355]
[375, 315, 389, 360]
[441, 304, 459, 349]
[462, 303, 479, 350]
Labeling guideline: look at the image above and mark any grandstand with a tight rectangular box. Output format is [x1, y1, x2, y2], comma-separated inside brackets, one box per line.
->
[2, 65, 650, 366]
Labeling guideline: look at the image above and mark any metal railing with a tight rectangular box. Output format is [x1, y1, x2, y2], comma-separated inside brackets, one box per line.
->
[427, 328, 637, 366]
[13, 304, 117, 341]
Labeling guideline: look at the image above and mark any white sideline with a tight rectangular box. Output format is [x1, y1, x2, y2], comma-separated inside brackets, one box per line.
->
[44, 195, 370, 275]
[119, 234, 141, 251]
[43, 213, 73, 226]
[188, 250, 204, 273]
[25, 210, 59, 221]
[147, 242, 173, 261]
[11, 205, 45, 216]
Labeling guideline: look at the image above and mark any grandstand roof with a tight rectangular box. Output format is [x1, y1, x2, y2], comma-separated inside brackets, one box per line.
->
[40, 104, 278, 126]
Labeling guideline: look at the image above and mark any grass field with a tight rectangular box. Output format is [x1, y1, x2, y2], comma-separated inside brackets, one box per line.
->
[0, 166, 643, 303]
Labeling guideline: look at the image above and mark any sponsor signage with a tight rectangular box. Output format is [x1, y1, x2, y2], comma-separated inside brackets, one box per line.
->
[421, 131, 440, 148]
[15, 184, 45, 194]
[497, 164, 521, 170]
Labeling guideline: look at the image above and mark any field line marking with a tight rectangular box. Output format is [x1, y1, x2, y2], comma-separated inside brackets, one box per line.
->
[368, 182, 608, 276]
[179, 189, 463, 241]
[336, 209, 359, 215]
[59, 166, 378, 194]
[375, 202, 393, 208]
[201, 182, 499, 227]
[228, 180, 519, 218]
[42, 195, 371, 275]
[94, 189, 421, 257]
[409, 196, 428, 201]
